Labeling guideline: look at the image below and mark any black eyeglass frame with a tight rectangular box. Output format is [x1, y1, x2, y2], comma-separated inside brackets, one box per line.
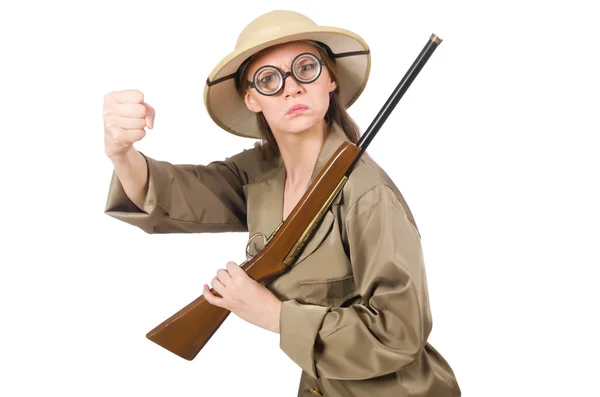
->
[246, 52, 327, 96]
[205, 40, 370, 89]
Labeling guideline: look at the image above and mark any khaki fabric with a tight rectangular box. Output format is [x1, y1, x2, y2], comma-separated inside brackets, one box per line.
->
[105, 123, 461, 397]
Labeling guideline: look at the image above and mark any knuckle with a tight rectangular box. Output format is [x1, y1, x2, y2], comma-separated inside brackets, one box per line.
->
[102, 105, 113, 117]
[105, 121, 118, 132]
[112, 132, 123, 145]
[103, 92, 114, 104]
[133, 90, 144, 103]
[113, 130, 128, 145]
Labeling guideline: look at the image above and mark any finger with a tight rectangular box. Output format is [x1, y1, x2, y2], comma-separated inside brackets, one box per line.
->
[103, 92, 120, 109]
[210, 276, 227, 296]
[108, 89, 144, 104]
[104, 114, 147, 130]
[109, 125, 146, 144]
[116, 103, 147, 119]
[203, 284, 226, 308]
[102, 103, 116, 117]
[216, 268, 232, 285]
[143, 101, 155, 129]
[226, 261, 245, 277]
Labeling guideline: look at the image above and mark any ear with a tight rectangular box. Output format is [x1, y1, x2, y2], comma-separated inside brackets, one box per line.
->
[244, 91, 262, 113]
[328, 78, 337, 93]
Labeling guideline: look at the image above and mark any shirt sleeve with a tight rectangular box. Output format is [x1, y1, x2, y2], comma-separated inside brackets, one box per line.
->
[278, 184, 427, 380]
[104, 151, 249, 234]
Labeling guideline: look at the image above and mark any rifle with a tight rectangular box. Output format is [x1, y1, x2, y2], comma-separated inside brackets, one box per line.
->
[146, 33, 443, 360]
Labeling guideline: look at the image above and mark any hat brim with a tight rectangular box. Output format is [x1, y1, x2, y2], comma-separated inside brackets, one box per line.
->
[203, 26, 371, 139]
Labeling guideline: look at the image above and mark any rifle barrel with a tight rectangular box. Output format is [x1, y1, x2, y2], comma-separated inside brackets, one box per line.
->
[348, 34, 443, 174]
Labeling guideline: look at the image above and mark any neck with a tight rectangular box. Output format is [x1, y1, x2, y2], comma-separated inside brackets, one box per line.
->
[273, 120, 328, 189]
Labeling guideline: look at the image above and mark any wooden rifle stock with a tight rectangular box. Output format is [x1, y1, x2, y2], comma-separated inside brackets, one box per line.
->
[145, 33, 443, 361]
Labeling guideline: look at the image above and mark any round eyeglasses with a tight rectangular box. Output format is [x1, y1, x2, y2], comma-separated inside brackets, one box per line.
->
[246, 52, 326, 96]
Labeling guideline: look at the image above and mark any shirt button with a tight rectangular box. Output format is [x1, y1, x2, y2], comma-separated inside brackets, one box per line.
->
[309, 388, 323, 396]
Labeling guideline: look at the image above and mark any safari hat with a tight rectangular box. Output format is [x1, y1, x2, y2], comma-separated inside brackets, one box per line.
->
[203, 10, 371, 139]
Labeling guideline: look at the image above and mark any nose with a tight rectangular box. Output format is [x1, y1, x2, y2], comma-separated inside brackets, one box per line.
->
[282, 73, 304, 98]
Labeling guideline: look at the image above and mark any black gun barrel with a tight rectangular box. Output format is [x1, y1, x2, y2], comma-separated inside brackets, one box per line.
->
[347, 33, 443, 175]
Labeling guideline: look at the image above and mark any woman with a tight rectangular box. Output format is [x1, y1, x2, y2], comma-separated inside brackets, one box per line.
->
[103, 10, 461, 397]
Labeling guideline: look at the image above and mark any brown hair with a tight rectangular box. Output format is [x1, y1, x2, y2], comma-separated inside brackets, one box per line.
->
[236, 41, 362, 161]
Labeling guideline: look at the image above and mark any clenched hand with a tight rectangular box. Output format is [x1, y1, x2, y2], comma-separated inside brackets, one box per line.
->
[103, 89, 155, 159]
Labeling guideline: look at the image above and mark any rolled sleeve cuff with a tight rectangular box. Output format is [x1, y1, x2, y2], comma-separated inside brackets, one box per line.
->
[139, 153, 168, 215]
[279, 300, 329, 379]
[104, 152, 167, 230]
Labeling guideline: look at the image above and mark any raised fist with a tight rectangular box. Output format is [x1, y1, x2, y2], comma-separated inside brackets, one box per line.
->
[103, 89, 155, 158]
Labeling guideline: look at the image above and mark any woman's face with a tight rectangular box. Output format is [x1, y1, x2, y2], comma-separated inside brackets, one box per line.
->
[243, 41, 337, 136]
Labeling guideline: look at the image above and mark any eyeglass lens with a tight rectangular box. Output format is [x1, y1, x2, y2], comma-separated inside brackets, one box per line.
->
[254, 53, 321, 95]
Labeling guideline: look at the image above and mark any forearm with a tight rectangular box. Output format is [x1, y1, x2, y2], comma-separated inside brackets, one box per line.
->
[279, 290, 422, 380]
[109, 148, 149, 211]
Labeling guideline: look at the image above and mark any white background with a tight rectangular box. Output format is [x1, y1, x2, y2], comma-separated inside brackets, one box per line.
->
[1, 0, 598, 396]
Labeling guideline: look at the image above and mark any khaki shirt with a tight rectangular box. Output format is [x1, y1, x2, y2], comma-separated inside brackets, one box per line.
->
[105, 123, 461, 397]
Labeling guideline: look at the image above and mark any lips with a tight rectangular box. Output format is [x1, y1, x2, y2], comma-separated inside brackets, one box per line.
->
[287, 104, 309, 114]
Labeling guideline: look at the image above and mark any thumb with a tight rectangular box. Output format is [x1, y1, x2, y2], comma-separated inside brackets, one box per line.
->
[144, 101, 155, 129]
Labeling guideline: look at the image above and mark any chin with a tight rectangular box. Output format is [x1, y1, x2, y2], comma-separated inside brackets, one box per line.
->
[278, 115, 325, 135]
